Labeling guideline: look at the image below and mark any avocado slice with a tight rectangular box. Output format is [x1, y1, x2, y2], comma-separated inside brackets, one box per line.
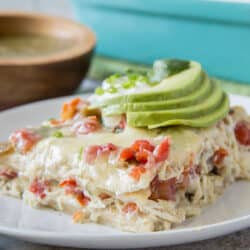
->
[93, 61, 203, 107]
[102, 73, 211, 116]
[127, 82, 225, 127]
[148, 94, 229, 129]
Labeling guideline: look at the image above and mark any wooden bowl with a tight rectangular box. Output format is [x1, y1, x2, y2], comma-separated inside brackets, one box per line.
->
[0, 12, 96, 110]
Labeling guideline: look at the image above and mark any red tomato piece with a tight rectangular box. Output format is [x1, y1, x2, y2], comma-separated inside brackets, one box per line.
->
[234, 120, 250, 146]
[9, 129, 41, 153]
[99, 143, 117, 153]
[119, 147, 135, 161]
[122, 202, 138, 213]
[49, 119, 64, 126]
[29, 178, 48, 199]
[59, 178, 77, 188]
[153, 138, 171, 163]
[129, 165, 146, 181]
[61, 97, 88, 120]
[75, 190, 91, 206]
[135, 150, 150, 164]
[131, 140, 155, 153]
[212, 148, 228, 165]
[149, 176, 176, 201]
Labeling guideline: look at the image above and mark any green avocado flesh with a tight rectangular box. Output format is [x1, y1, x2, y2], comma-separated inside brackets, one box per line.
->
[103, 73, 211, 115]
[92, 59, 229, 129]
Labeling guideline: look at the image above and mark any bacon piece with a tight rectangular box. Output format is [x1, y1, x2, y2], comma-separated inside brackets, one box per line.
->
[153, 138, 170, 163]
[129, 165, 146, 181]
[149, 176, 176, 201]
[29, 178, 48, 199]
[177, 171, 189, 189]
[9, 129, 41, 153]
[0, 169, 17, 180]
[234, 120, 250, 146]
[72, 116, 100, 135]
[99, 193, 111, 200]
[84, 143, 117, 164]
[212, 148, 228, 166]
[122, 202, 138, 213]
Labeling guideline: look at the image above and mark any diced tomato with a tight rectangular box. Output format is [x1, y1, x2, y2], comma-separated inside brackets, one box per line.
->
[212, 148, 228, 166]
[99, 193, 111, 200]
[29, 178, 49, 199]
[75, 190, 91, 206]
[122, 202, 138, 213]
[49, 119, 64, 126]
[59, 178, 77, 188]
[129, 165, 146, 181]
[119, 147, 135, 161]
[131, 140, 155, 153]
[135, 150, 149, 164]
[60, 178, 90, 206]
[84, 143, 117, 164]
[99, 143, 117, 153]
[72, 116, 100, 135]
[234, 120, 250, 146]
[149, 176, 176, 201]
[153, 138, 171, 163]
[61, 97, 85, 120]
[0, 169, 17, 180]
[9, 129, 41, 153]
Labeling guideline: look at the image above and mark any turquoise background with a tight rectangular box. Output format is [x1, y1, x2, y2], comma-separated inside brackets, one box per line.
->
[72, 0, 250, 83]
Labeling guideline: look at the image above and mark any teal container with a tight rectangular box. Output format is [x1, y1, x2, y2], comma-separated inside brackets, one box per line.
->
[72, 0, 250, 83]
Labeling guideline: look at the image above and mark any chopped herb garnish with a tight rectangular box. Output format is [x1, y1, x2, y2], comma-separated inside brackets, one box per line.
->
[78, 146, 84, 160]
[107, 87, 118, 93]
[105, 73, 121, 84]
[122, 81, 136, 89]
[95, 87, 105, 95]
[52, 131, 64, 138]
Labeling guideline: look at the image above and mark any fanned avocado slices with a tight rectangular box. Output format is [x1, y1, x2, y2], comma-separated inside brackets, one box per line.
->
[91, 59, 230, 129]
[103, 73, 211, 116]
[148, 94, 229, 129]
[93, 61, 202, 106]
[127, 82, 225, 127]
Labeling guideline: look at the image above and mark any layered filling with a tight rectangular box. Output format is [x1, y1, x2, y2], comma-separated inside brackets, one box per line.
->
[0, 97, 250, 232]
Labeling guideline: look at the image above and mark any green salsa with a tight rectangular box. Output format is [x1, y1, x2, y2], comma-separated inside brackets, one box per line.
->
[0, 34, 74, 58]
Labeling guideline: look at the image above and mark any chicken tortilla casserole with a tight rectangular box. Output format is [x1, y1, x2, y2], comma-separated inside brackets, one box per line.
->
[0, 59, 250, 232]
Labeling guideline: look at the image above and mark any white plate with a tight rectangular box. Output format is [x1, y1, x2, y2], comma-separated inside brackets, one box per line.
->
[0, 94, 250, 249]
